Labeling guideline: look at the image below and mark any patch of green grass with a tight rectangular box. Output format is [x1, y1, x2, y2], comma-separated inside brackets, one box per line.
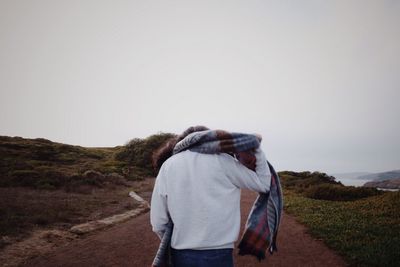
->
[284, 189, 400, 267]
[279, 171, 381, 201]
[304, 183, 381, 201]
[279, 170, 340, 192]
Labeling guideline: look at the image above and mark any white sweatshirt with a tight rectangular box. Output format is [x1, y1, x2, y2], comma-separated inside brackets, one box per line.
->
[150, 148, 271, 250]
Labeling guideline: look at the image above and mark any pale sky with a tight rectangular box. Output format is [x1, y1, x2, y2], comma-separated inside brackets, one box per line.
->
[1, 0, 399, 173]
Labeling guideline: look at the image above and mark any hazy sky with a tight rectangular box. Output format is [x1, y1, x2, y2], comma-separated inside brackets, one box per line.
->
[1, 0, 399, 173]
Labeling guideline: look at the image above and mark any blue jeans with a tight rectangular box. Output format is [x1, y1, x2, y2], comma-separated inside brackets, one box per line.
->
[171, 248, 234, 267]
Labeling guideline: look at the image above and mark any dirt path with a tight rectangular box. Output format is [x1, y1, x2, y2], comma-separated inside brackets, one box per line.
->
[23, 190, 347, 267]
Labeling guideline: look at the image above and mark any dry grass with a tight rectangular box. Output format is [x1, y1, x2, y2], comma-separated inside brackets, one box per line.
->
[0, 184, 142, 248]
[0, 134, 167, 252]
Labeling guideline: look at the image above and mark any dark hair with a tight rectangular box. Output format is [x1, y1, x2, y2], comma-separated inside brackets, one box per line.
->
[152, 126, 209, 174]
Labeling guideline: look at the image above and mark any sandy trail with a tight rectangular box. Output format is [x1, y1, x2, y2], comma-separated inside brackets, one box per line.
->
[23, 190, 346, 267]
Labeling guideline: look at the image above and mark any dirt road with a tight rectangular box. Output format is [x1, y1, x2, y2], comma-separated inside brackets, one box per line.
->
[24, 190, 346, 267]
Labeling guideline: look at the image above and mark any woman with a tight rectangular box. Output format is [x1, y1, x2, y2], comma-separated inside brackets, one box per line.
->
[150, 126, 271, 267]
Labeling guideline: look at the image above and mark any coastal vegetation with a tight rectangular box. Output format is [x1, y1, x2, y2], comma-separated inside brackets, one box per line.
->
[1, 135, 399, 267]
[280, 171, 400, 267]
[0, 133, 174, 190]
[0, 133, 174, 248]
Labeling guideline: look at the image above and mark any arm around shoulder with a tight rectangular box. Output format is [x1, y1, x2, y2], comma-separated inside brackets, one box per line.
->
[222, 148, 271, 193]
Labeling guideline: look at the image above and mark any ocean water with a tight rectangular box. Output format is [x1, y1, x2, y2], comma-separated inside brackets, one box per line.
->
[333, 177, 371, 187]
[334, 177, 399, 191]
[377, 188, 399, 192]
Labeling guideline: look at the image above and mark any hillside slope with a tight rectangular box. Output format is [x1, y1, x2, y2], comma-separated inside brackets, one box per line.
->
[0, 133, 173, 249]
[0, 133, 174, 189]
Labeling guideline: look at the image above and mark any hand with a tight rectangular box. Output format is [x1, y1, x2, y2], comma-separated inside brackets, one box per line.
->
[236, 151, 257, 171]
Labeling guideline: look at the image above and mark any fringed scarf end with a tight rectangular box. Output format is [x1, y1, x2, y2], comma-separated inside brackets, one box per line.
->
[269, 242, 278, 254]
[238, 242, 266, 261]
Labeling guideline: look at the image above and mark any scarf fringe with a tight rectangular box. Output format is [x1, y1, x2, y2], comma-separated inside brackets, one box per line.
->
[238, 243, 266, 261]
[238, 239, 279, 261]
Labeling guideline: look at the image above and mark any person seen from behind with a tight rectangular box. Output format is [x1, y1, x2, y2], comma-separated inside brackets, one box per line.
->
[150, 126, 272, 267]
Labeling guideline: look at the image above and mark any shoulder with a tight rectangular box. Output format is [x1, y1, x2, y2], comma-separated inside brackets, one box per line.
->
[160, 150, 238, 171]
[161, 150, 189, 166]
[163, 150, 235, 165]
[157, 150, 191, 173]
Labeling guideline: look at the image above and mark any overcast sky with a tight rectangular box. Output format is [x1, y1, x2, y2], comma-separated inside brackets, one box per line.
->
[1, 0, 399, 174]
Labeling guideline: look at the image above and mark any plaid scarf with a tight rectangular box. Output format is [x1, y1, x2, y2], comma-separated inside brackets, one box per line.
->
[152, 130, 283, 266]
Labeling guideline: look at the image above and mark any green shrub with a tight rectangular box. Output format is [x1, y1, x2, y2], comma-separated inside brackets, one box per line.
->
[122, 166, 149, 181]
[94, 159, 126, 175]
[279, 171, 340, 192]
[1, 133, 176, 189]
[304, 183, 382, 201]
[115, 132, 176, 175]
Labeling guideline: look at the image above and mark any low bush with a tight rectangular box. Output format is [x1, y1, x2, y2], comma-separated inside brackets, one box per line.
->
[304, 183, 382, 201]
[279, 171, 340, 192]
[0, 133, 175, 190]
[115, 132, 176, 175]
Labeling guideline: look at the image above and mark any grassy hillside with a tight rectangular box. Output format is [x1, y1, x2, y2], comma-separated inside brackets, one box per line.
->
[2, 135, 398, 267]
[280, 171, 400, 267]
[0, 133, 174, 248]
[0, 133, 174, 190]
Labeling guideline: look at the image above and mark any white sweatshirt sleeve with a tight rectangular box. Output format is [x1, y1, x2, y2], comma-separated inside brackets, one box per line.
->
[221, 148, 271, 193]
[150, 165, 169, 240]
